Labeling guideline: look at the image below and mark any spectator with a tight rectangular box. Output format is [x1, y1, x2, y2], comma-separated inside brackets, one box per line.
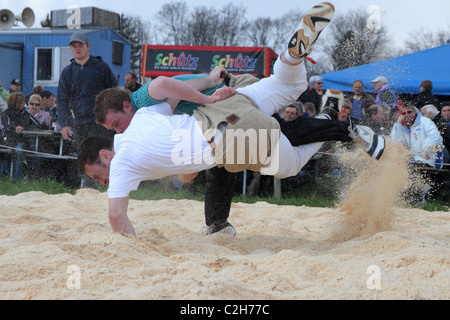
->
[371, 76, 398, 111]
[391, 102, 444, 203]
[283, 101, 303, 122]
[0, 94, 6, 113]
[40, 91, 59, 131]
[391, 102, 443, 169]
[27, 85, 43, 103]
[412, 80, 441, 111]
[421, 104, 450, 163]
[28, 94, 52, 129]
[360, 104, 393, 135]
[1, 93, 36, 181]
[440, 101, 450, 123]
[0, 82, 10, 103]
[346, 80, 375, 121]
[299, 75, 324, 113]
[303, 101, 316, 117]
[57, 31, 117, 188]
[9, 79, 22, 94]
[124, 72, 142, 93]
[337, 99, 353, 122]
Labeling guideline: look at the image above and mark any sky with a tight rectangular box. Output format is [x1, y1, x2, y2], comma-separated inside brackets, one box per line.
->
[3, 0, 450, 47]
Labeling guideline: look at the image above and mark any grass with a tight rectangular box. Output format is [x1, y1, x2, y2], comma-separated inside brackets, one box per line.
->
[0, 175, 448, 212]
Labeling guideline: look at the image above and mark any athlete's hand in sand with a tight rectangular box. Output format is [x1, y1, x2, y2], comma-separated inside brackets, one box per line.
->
[207, 86, 236, 104]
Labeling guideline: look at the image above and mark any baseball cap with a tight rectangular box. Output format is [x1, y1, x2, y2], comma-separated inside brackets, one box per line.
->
[11, 79, 22, 85]
[370, 76, 388, 83]
[69, 32, 89, 45]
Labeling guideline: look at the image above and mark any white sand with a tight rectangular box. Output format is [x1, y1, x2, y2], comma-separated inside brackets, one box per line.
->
[1, 140, 449, 300]
[0, 189, 449, 300]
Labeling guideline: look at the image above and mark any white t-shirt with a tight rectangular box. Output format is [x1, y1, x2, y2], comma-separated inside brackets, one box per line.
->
[108, 103, 216, 198]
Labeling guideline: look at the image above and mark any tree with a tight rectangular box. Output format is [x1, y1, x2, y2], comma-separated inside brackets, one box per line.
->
[247, 17, 272, 47]
[403, 28, 450, 54]
[215, 4, 247, 46]
[188, 6, 220, 46]
[156, 1, 190, 45]
[119, 13, 151, 79]
[321, 7, 393, 72]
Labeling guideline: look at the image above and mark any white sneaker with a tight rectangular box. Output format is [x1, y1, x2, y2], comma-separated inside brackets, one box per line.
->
[351, 124, 385, 160]
[200, 221, 236, 236]
[288, 2, 335, 58]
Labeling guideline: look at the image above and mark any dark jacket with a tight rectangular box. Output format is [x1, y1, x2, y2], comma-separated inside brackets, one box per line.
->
[1, 108, 48, 146]
[299, 89, 323, 113]
[432, 114, 450, 152]
[57, 55, 117, 128]
[412, 90, 441, 110]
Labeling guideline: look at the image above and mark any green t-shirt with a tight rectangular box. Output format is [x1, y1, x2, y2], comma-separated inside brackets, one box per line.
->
[130, 74, 225, 115]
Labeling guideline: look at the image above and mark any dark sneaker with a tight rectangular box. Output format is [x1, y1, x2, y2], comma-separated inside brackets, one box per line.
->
[200, 221, 236, 236]
[288, 2, 335, 58]
[350, 124, 385, 160]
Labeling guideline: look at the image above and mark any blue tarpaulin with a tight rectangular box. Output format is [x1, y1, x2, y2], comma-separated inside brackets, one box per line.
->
[319, 44, 450, 96]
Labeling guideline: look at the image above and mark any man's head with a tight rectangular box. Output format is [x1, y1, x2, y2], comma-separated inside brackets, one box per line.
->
[78, 136, 114, 186]
[419, 80, 433, 93]
[40, 90, 56, 110]
[125, 72, 138, 89]
[371, 76, 388, 92]
[283, 102, 303, 121]
[441, 102, 450, 121]
[352, 80, 364, 96]
[368, 104, 383, 122]
[421, 104, 439, 120]
[95, 87, 135, 133]
[69, 32, 90, 62]
[10, 79, 22, 93]
[400, 103, 418, 125]
[303, 102, 316, 117]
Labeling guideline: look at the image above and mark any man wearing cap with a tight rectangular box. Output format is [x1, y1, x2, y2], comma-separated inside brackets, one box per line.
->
[9, 79, 22, 94]
[371, 76, 398, 111]
[57, 32, 117, 187]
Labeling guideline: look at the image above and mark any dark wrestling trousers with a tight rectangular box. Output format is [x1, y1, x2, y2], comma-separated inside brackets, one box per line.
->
[203, 114, 353, 226]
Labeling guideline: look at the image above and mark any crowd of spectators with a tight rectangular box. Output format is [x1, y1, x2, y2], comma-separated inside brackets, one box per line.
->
[297, 75, 450, 202]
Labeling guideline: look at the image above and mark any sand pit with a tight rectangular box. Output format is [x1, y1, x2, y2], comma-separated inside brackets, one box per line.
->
[0, 141, 449, 300]
[0, 189, 449, 300]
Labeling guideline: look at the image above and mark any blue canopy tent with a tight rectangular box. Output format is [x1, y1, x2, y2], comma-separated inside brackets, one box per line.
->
[319, 44, 450, 96]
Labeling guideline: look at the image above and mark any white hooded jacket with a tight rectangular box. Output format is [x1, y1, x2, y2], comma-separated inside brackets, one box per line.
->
[390, 112, 443, 168]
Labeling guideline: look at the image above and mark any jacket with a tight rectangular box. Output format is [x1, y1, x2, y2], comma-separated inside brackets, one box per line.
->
[390, 112, 443, 168]
[1, 108, 48, 146]
[57, 55, 117, 128]
[375, 84, 397, 108]
[412, 90, 441, 110]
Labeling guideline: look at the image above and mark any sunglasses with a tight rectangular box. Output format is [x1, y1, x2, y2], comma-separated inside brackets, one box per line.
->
[316, 82, 323, 84]
[29, 103, 40, 106]
[401, 110, 413, 115]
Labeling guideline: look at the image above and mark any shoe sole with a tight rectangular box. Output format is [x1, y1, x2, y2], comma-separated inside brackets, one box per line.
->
[288, 2, 335, 58]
